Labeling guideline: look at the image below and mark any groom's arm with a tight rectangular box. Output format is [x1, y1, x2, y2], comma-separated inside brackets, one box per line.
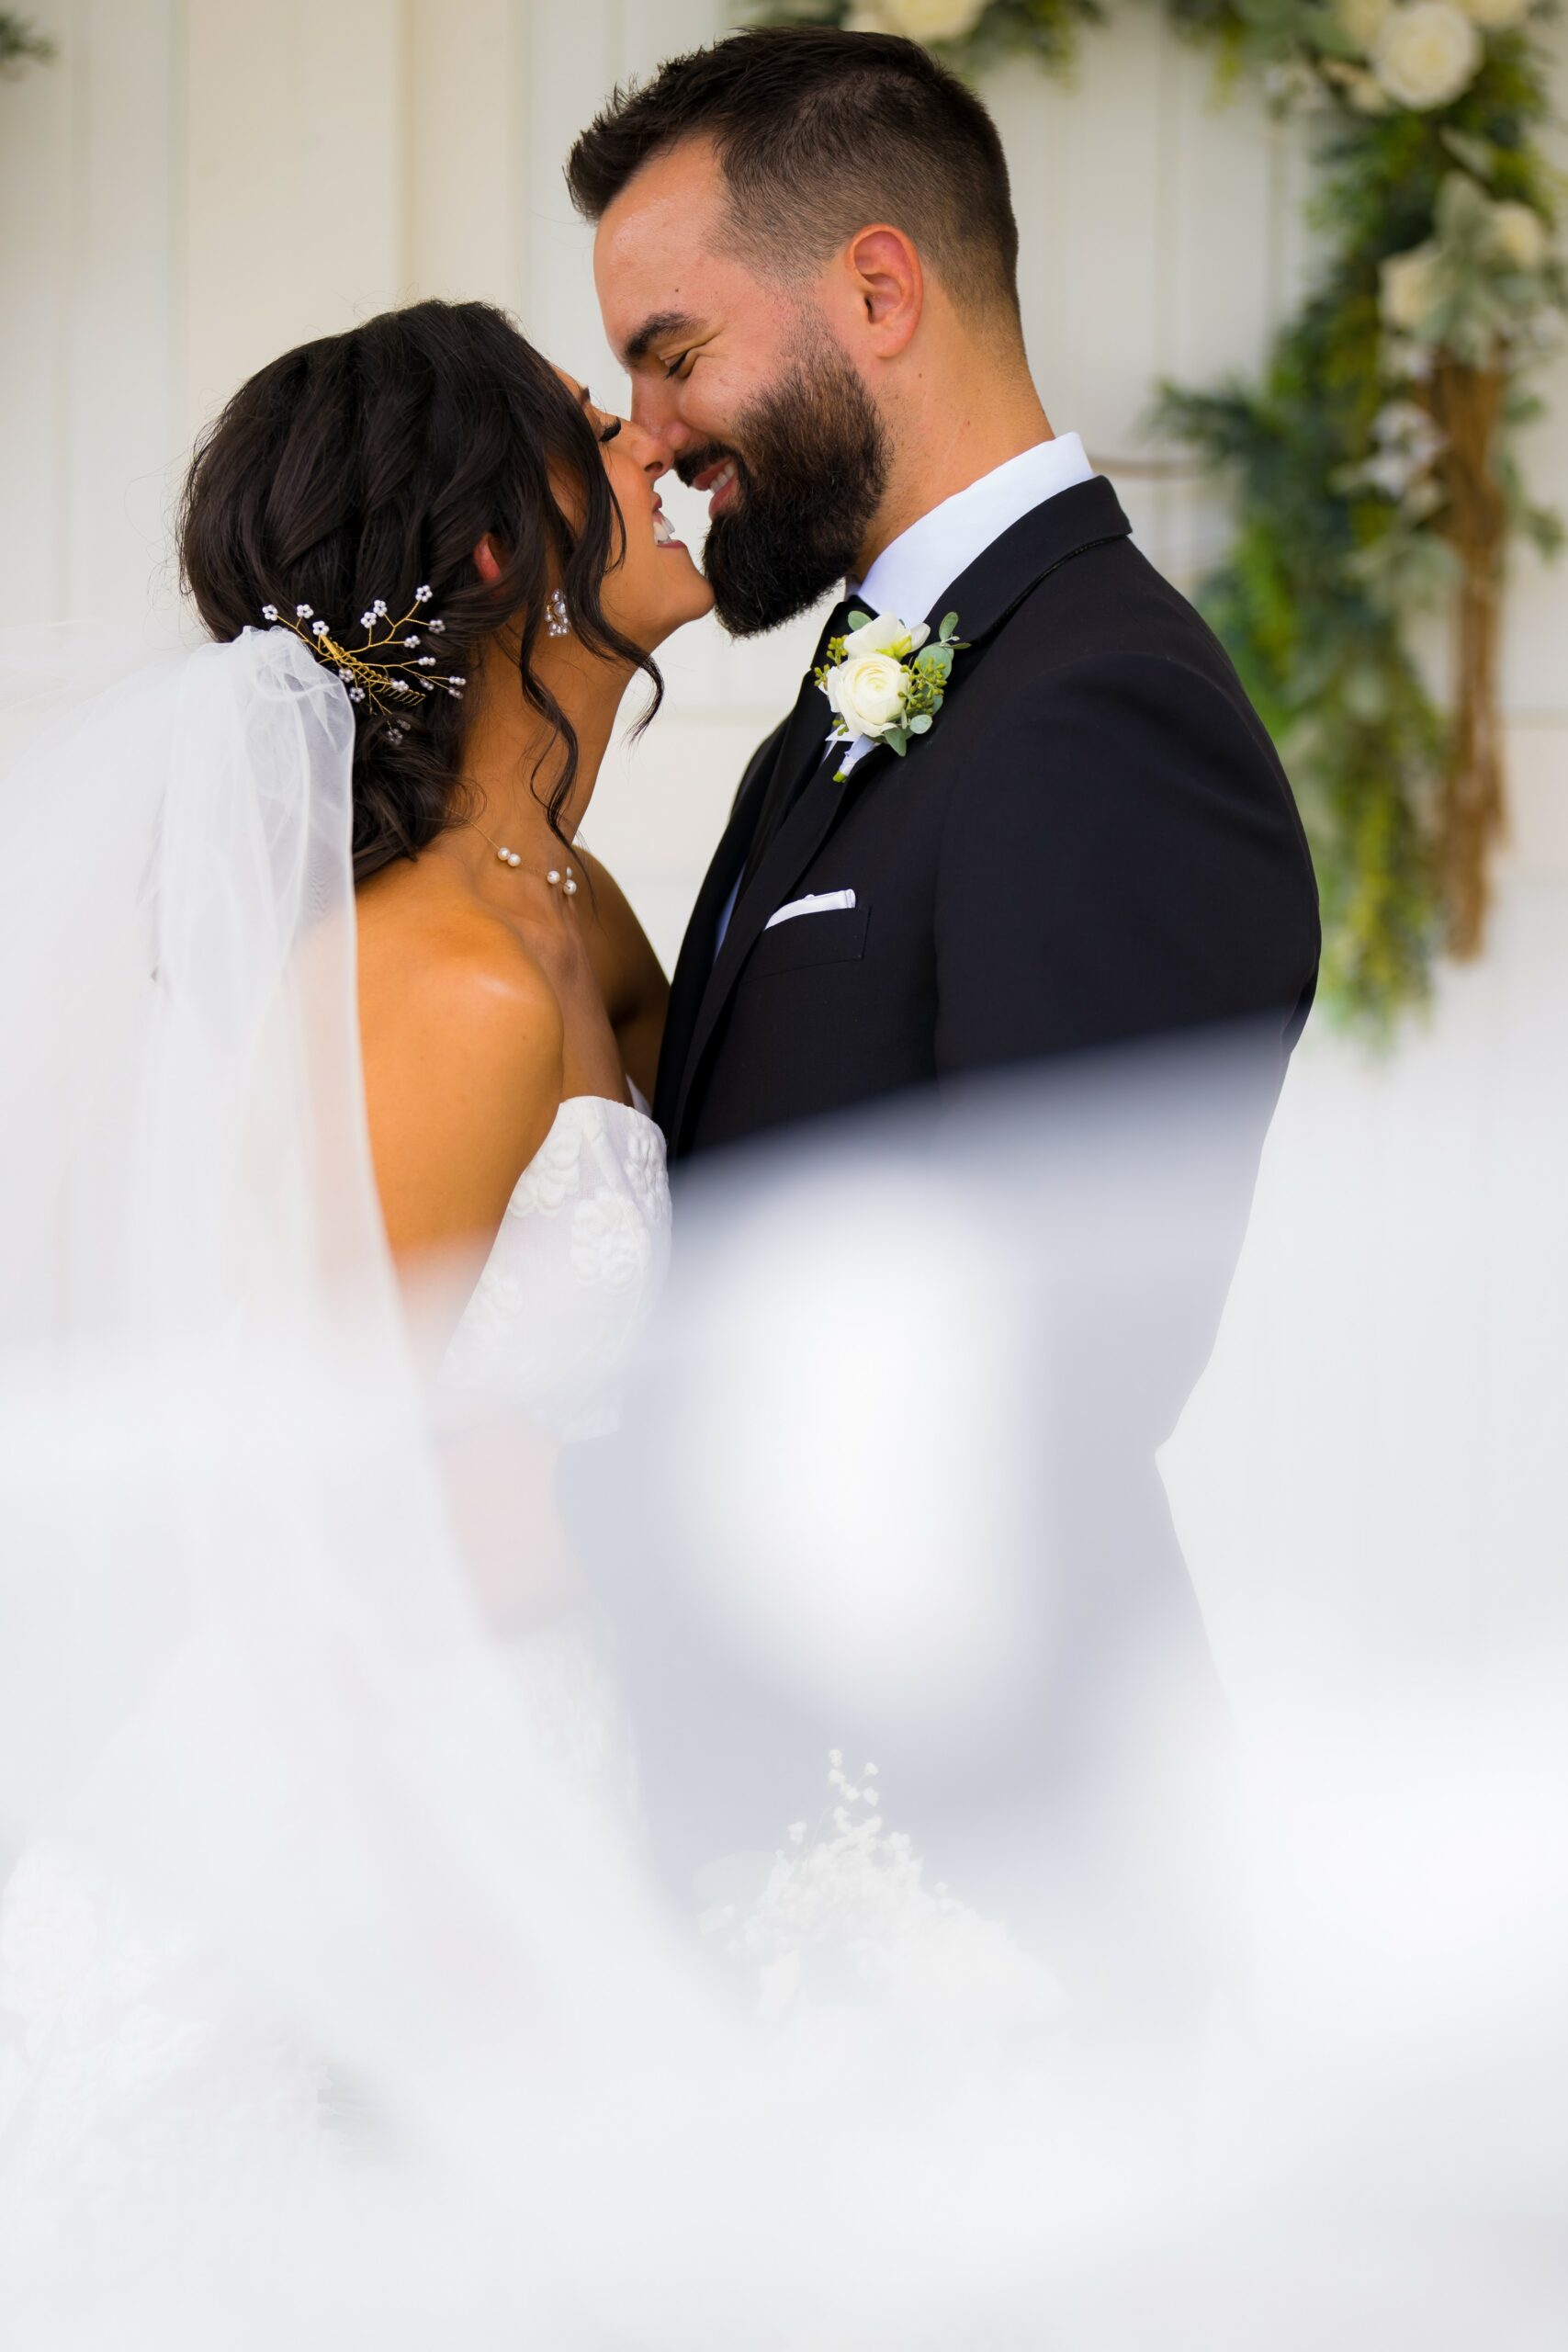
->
[931, 650, 1319, 1073]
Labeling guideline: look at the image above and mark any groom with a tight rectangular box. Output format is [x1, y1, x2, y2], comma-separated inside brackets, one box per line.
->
[567, 28, 1315, 2013]
[569, 25, 1319, 1160]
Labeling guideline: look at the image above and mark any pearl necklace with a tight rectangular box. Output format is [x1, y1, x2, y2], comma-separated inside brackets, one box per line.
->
[466, 820, 577, 895]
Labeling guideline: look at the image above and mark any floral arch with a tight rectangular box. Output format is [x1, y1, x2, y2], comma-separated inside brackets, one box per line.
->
[764, 0, 1564, 1028]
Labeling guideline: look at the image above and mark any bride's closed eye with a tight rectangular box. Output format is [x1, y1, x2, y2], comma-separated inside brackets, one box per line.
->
[596, 416, 623, 447]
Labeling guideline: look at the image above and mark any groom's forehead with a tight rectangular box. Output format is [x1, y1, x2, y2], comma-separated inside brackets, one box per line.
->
[594, 140, 741, 346]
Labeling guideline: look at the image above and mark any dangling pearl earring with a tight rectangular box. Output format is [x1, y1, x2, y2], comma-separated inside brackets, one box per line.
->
[546, 588, 570, 639]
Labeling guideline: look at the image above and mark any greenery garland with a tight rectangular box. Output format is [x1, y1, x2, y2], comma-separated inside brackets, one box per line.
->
[0, 11, 51, 73]
[754, 0, 1565, 1029]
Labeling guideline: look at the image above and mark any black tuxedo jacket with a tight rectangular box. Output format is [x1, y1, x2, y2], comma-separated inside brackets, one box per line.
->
[654, 477, 1319, 1159]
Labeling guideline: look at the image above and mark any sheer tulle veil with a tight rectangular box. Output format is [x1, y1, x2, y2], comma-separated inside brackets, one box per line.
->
[0, 628, 739, 2339]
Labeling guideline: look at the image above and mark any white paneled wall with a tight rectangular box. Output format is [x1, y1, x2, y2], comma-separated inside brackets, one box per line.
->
[2, 0, 1564, 967]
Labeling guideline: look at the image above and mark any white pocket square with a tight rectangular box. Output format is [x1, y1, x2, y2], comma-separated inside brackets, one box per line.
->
[765, 888, 856, 930]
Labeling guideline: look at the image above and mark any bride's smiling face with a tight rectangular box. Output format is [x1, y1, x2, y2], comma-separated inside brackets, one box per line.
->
[559, 373, 714, 651]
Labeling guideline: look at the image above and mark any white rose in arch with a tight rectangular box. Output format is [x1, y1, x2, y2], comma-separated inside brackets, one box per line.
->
[1336, 0, 1395, 53]
[825, 651, 910, 741]
[1372, 2, 1482, 109]
[1380, 242, 1443, 332]
[1491, 200, 1549, 270]
[1455, 0, 1532, 26]
[841, 611, 930, 662]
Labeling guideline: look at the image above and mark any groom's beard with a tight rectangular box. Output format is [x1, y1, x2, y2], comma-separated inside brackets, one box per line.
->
[686, 342, 890, 639]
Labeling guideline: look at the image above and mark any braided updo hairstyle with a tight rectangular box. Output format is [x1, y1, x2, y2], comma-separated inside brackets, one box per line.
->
[179, 299, 658, 880]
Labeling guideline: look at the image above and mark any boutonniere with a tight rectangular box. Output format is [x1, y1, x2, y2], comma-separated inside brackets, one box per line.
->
[815, 608, 969, 775]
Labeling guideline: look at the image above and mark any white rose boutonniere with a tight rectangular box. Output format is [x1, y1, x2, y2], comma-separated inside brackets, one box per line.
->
[815, 607, 969, 773]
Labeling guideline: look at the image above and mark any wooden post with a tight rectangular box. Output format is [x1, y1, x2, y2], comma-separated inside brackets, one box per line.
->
[1425, 359, 1509, 961]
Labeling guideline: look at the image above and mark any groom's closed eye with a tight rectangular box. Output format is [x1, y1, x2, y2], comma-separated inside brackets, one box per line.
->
[620, 312, 709, 380]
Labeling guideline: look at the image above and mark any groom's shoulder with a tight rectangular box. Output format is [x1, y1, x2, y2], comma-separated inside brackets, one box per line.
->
[1012, 531, 1238, 684]
[974, 532, 1280, 762]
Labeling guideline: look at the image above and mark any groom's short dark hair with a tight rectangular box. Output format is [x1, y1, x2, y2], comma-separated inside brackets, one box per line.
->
[566, 28, 1021, 320]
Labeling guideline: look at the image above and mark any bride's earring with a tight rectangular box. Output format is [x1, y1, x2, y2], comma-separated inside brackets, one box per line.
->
[546, 589, 570, 640]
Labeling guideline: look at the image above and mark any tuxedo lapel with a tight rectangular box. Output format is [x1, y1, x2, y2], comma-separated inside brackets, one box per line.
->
[656, 602, 849, 1140]
[651, 744, 778, 1138]
[925, 473, 1132, 648]
[671, 742, 868, 1152]
[735, 602, 852, 895]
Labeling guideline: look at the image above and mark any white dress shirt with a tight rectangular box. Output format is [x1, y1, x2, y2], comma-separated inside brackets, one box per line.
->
[714, 433, 1093, 952]
[831, 431, 1093, 775]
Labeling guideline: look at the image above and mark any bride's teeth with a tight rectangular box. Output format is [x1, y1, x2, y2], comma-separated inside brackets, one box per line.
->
[653, 511, 674, 545]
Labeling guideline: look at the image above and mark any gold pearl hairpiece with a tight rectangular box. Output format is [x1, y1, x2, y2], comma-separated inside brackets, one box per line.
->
[260, 589, 466, 734]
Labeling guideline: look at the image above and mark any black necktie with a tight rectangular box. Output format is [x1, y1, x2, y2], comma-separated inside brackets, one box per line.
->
[738, 599, 854, 895]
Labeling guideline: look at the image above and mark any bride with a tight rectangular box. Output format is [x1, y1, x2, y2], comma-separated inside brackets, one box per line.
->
[0, 299, 715, 2196]
[176, 297, 709, 1359]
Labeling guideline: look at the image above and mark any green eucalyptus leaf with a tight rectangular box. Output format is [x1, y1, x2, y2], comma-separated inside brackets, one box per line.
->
[847, 609, 873, 631]
[1441, 130, 1496, 186]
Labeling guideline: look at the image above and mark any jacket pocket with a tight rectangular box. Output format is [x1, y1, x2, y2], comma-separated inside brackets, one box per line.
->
[743, 901, 870, 978]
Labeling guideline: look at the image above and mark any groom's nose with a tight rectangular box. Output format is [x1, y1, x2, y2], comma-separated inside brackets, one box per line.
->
[629, 375, 689, 452]
[623, 412, 677, 479]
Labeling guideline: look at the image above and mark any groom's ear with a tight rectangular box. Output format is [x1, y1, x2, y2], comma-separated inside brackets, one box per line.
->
[841, 225, 923, 361]
[472, 534, 505, 588]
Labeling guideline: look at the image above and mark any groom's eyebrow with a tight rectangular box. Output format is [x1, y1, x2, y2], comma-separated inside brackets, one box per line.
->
[621, 309, 699, 367]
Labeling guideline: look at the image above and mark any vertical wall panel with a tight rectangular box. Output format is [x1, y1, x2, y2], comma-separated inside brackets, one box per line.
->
[407, 0, 522, 307]
[179, 0, 406, 447]
[65, 0, 179, 623]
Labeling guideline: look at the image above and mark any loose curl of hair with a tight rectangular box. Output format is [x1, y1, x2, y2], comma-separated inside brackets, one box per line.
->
[179, 299, 660, 882]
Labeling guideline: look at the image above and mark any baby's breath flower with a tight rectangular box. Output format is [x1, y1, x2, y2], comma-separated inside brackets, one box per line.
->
[261, 603, 278, 622]
[295, 604, 313, 619]
[414, 584, 432, 603]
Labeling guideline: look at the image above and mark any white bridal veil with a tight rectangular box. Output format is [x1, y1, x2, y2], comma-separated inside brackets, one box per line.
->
[2, 626, 1566, 2346]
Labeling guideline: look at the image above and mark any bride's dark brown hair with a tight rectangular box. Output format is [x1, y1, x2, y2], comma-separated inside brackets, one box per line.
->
[179, 299, 660, 880]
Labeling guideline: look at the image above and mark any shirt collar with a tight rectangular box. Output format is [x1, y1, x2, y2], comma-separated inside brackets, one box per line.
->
[852, 433, 1095, 628]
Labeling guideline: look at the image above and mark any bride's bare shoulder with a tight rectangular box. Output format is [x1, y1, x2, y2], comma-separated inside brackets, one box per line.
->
[355, 858, 564, 1260]
[360, 861, 561, 1050]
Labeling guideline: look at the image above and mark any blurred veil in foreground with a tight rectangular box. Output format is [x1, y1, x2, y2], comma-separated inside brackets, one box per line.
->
[1, 627, 1565, 2347]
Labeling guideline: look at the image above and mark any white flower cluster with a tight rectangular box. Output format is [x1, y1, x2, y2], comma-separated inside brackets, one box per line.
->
[702, 1753, 1057, 2051]
[821, 612, 930, 744]
[1340, 397, 1450, 514]
[1378, 172, 1554, 368]
[1326, 0, 1537, 116]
